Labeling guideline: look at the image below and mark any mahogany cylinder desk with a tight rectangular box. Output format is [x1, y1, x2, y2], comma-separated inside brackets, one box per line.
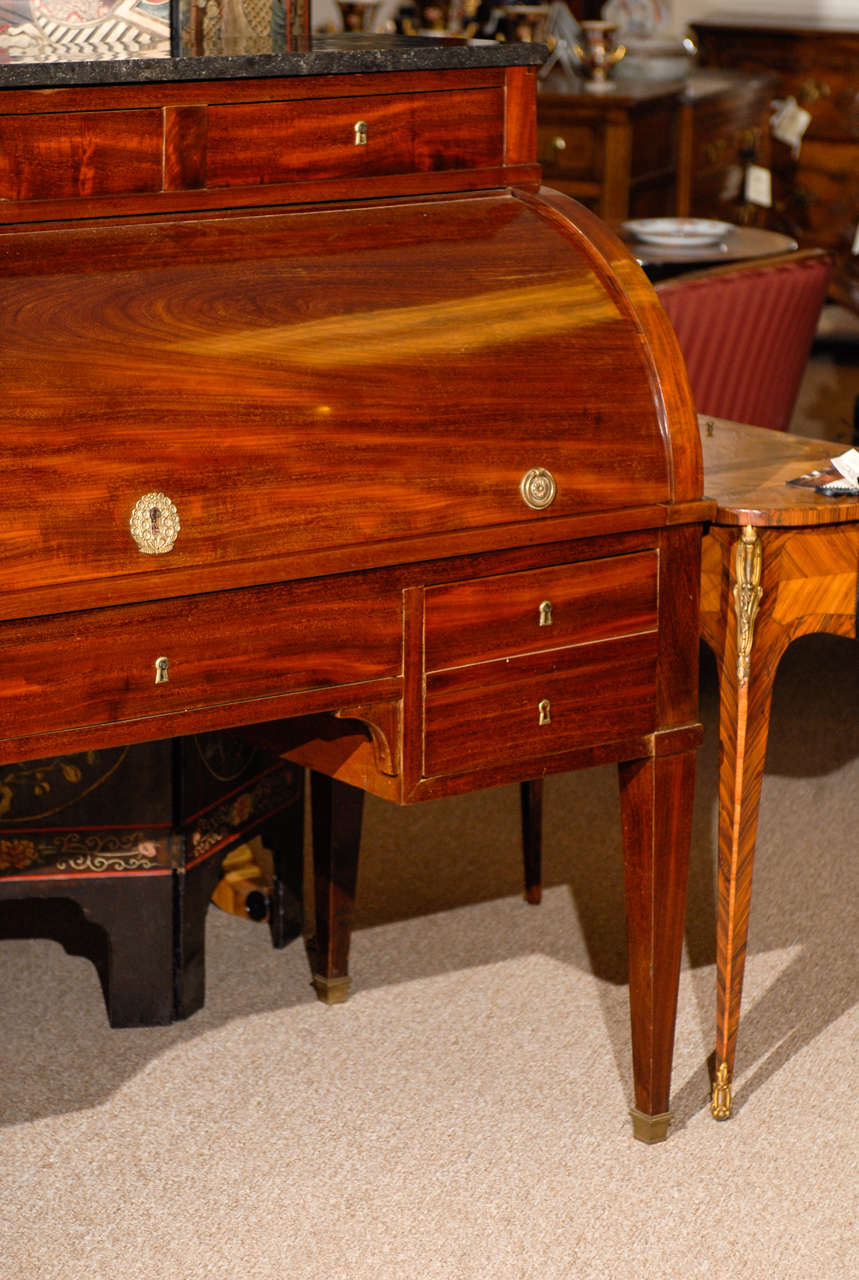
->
[0, 37, 711, 1141]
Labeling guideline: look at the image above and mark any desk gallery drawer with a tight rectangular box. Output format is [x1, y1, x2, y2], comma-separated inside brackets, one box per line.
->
[0, 109, 163, 203]
[424, 552, 658, 672]
[205, 88, 505, 187]
[423, 632, 659, 777]
[0, 578, 401, 743]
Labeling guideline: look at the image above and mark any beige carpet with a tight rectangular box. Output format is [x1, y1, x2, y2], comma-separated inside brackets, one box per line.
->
[2, 336, 858, 1279]
[1, 633, 856, 1280]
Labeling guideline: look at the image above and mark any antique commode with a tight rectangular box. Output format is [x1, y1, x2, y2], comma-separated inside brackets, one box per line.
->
[0, 35, 711, 1140]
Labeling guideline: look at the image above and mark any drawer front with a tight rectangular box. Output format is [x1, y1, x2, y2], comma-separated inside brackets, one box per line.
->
[537, 123, 601, 181]
[785, 141, 859, 245]
[423, 633, 658, 777]
[694, 28, 859, 143]
[0, 578, 401, 744]
[0, 110, 164, 202]
[206, 88, 505, 187]
[424, 552, 658, 672]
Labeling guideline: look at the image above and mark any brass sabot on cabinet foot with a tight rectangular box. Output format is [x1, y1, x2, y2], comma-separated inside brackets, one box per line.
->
[710, 1061, 733, 1120]
[312, 974, 352, 1005]
[629, 1108, 672, 1144]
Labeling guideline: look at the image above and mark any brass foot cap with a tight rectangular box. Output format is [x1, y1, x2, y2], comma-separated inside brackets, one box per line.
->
[312, 973, 351, 1005]
[629, 1108, 672, 1144]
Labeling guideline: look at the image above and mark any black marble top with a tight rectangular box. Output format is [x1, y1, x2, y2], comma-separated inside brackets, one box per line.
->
[0, 34, 548, 91]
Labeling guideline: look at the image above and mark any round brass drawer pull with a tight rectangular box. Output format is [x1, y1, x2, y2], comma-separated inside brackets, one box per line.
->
[130, 491, 181, 555]
[552, 135, 567, 151]
[520, 467, 557, 511]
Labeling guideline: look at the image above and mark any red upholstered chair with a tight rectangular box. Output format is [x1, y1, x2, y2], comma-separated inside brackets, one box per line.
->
[655, 248, 833, 431]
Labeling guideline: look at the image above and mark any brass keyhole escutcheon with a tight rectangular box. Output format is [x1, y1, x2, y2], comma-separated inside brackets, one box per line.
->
[155, 656, 170, 685]
[539, 600, 553, 627]
[130, 491, 181, 555]
[354, 120, 368, 146]
[538, 698, 551, 726]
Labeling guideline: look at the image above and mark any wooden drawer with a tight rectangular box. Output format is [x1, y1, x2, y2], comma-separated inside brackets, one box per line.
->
[537, 123, 600, 182]
[424, 552, 659, 672]
[0, 577, 401, 745]
[0, 87, 503, 207]
[0, 109, 163, 202]
[206, 87, 505, 187]
[781, 140, 859, 246]
[423, 632, 658, 777]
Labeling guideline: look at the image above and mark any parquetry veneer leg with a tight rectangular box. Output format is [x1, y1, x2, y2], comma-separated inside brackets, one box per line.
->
[310, 771, 364, 1005]
[711, 528, 780, 1120]
[619, 747, 696, 1143]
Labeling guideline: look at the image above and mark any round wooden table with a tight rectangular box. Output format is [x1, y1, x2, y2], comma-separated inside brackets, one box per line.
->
[617, 224, 799, 281]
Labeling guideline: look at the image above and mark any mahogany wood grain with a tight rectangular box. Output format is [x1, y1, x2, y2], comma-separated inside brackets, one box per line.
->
[699, 417, 859, 1116]
[0, 576, 403, 747]
[1, 193, 675, 615]
[424, 633, 659, 776]
[620, 745, 697, 1124]
[205, 88, 505, 187]
[504, 66, 538, 168]
[0, 56, 710, 1139]
[0, 109, 163, 202]
[424, 552, 658, 672]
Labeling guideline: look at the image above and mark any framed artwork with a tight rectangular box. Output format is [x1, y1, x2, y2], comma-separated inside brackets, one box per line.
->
[0, 0, 172, 62]
[177, 0, 290, 56]
[0, 0, 309, 60]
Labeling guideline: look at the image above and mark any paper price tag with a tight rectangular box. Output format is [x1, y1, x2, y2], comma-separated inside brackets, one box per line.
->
[770, 97, 812, 155]
[744, 164, 772, 208]
[832, 449, 859, 487]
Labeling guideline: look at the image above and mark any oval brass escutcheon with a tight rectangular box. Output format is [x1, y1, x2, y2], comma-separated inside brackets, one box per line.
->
[520, 468, 557, 511]
[130, 492, 181, 555]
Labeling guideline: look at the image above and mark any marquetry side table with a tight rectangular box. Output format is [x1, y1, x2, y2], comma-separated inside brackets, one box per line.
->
[698, 416, 859, 1118]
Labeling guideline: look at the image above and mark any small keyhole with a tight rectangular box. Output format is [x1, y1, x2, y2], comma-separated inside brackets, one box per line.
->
[354, 120, 368, 146]
[150, 507, 161, 534]
[155, 656, 170, 684]
[538, 698, 551, 726]
[539, 600, 553, 627]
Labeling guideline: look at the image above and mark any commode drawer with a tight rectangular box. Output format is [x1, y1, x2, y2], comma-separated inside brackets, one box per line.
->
[424, 552, 659, 671]
[423, 632, 659, 777]
[206, 88, 505, 187]
[0, 578, 401, 745]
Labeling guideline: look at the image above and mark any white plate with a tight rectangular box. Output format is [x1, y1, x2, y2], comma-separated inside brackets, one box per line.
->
[622, 218, 735, 248]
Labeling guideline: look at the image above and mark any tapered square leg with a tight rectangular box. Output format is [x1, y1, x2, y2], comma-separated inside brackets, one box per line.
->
[618, 747, 696, 1141]
[309, 771, 364, 1004]
[520, 778, 543, 905]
